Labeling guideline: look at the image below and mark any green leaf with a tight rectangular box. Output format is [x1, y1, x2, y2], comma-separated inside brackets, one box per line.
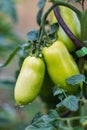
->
[53, 87, 65, 96]
[25, 125, 54, 130]
[81, 10, 87, 43]
[66, 74, 85, 85]
[48, 23, 59, 42]
[0, 43, 15, 52]
[48, 34, 56, 42]
[0, 46, 21, 67]
[47, 109, 59, 119]
[0, 0, 17, 22]
[26, 115, 54, 130]
[0, 80, 14, 89]
[0, 42, 30, 67]
[76, 47, 87, 57]
[37, 8, 43, 25]
[27, 29, 39, 42]
[21, 42, 31, 50]
[56, 96, 79, 111]
[37, 0, 46, 25]
[37, 0, 46, 9]
[49, 23, 59, 35]
[25, 110, 59, 130]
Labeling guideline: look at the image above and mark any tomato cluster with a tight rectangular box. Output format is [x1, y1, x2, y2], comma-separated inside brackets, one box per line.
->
[14, 6, 81, 106]
[14, 42, 80, 105]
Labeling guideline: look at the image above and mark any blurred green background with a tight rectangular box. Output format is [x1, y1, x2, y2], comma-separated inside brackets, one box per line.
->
[0, 0, 44, 129]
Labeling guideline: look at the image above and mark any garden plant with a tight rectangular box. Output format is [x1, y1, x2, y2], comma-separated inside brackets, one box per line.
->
[1, 0, 87, 130]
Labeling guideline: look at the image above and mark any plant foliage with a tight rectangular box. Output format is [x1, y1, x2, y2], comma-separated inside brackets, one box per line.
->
[1, 0, 87, 130]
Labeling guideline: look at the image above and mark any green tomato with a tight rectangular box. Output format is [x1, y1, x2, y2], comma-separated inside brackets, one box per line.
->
[40, 70, 54, 97]
[51, 6, 81, 52]
[39, 70, 59, 106]
[14, 56, 45, 105]
[81, 120, 87, 127]
[51, 11, 57, 23]
[42, 41, 80, 94]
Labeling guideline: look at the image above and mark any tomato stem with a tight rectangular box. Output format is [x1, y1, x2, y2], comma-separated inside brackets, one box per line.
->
[39, 1, 82, 49]
[52, 1, 82, 21]
[53, 7, 83, 50]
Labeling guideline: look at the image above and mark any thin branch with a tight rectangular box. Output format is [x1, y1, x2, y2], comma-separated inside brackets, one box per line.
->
[39, 1, 82, 46]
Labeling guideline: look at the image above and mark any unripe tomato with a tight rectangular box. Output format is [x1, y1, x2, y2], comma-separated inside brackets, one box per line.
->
[14, 56, 45, 105]
[40, 71, 54, 97]
[51, 11, 57, 23]
[51, 6, 81, 52]
[81, 120, 87, 127]
[39, 70, 59, 105]
[42, 41, 80, 94]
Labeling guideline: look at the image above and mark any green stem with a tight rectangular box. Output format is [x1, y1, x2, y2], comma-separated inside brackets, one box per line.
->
[84, 81, 87, 84]
[54, 7, 83, 49]
[38, 1, 82, 47]
[62, 90, 67, 98]
[67, 120, 73, 130]
[78, 98, 87, 104]
[57, 115, 87, 121]
[53, 1, 82, 20]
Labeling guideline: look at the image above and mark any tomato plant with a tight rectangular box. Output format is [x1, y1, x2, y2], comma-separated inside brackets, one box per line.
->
[1, 0, 87, 130]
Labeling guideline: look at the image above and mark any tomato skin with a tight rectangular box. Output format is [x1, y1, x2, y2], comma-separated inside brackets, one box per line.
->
[14, 56, 45, 105]
[39, 71, 59, 108]
[51, 6, 81, 52]
[42, 41, 80, 94]
[40, 71, 54, 97]
[39, 70, 59, 105]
